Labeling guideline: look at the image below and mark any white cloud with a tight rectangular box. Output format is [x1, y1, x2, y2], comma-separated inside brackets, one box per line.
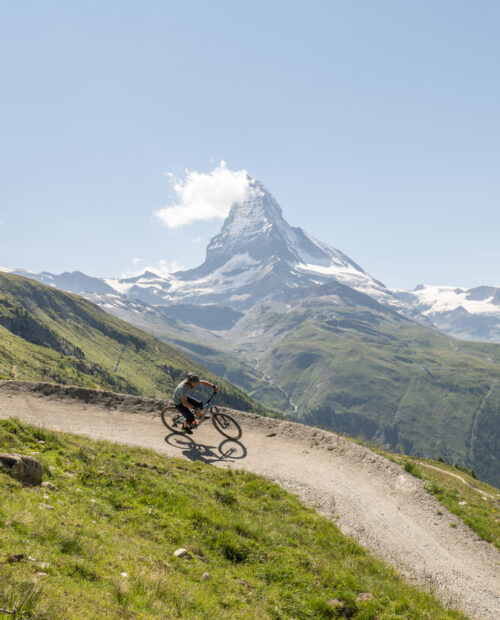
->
[154, 161, 254, 229]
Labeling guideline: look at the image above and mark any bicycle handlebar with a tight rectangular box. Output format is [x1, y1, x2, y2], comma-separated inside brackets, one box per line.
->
[205, 387, 219, 406]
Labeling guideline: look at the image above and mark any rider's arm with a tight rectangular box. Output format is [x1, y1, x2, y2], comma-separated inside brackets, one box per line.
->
[199, 379, 218, 391]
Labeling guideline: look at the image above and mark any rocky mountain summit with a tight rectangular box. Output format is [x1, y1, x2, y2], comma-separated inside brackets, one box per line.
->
[173, 179, 396, 308]
[3, 179, 416, 326]
[95, 178, 407, 314]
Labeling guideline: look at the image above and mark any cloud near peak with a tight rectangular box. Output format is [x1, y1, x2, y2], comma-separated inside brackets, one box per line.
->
[154, 162, 253, 229]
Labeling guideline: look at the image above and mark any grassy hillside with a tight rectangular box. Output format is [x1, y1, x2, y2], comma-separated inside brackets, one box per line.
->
[0, 418, 467, 619]
[365, 446, 500, 550]
[250, 298, 500, 487]
[400, 456, 500, 549]
[0, 273, 265, 413]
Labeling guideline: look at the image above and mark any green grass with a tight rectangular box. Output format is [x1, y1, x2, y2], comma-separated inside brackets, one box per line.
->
[0, 419, 468, 619]
[390, 454, 500, 550]
[350, 436, 500, 550]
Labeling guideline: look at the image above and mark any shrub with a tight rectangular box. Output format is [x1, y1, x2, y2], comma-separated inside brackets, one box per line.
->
[402, 458, 422, 479]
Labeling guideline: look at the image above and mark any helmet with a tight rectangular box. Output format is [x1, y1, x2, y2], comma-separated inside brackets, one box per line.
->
[186, 372, 199, 383]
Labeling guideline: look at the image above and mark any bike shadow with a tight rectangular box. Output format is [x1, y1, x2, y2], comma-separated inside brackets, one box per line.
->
[163, 433, 247, 465]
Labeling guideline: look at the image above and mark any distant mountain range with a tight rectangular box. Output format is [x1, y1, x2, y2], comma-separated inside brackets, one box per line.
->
[2, 178, 499, 485]
[396, 285, 500, 343]
[3, 179, 498, 342]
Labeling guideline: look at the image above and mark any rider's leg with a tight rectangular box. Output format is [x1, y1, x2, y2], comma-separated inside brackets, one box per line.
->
[175, 403, 195, 428]
[186, 396, 203, 426]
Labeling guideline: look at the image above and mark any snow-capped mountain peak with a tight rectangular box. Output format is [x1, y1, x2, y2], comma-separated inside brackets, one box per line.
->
[175, 178, 392, 305]
[1, 178, 407, 313]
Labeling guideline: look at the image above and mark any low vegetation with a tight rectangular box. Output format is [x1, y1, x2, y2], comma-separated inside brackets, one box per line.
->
[390, 454, 500, 550]
[0, 419, 468, 619]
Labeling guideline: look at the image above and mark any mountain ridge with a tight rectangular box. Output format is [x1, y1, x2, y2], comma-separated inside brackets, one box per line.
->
[2, 181, 408, 313]
[5, 177, 498, 341]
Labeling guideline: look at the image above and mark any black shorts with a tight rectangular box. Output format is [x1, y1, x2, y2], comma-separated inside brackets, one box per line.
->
[175, 396, 202, 424]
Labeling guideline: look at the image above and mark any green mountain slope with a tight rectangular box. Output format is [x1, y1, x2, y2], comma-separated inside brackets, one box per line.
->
[250, 296, 500, 486]
[0, 273, 265, 413]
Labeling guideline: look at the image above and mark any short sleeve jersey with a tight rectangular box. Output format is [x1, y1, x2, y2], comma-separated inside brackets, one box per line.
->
[172, 379, 193, 405]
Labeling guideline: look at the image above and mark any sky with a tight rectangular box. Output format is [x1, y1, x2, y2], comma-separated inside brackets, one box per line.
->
[1, 0, 499, 290]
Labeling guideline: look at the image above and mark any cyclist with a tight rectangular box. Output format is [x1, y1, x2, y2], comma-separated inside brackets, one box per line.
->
[172, 372, 218, 434]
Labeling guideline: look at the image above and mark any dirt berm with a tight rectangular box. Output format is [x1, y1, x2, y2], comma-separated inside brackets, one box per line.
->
[1, 381, 499, 619]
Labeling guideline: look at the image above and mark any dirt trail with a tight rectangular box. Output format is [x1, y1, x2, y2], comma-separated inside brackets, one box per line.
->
[1, 382, 499, 619]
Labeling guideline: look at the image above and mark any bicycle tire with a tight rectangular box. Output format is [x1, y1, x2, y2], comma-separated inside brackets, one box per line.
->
[160, 406, 184, 434]
[211, 410, 242, 440]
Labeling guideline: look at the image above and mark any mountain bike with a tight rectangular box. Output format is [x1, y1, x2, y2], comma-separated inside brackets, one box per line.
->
[160, 389, 242, 440]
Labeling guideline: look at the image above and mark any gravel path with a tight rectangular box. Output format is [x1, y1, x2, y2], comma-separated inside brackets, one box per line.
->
[1, 381, 499, 619]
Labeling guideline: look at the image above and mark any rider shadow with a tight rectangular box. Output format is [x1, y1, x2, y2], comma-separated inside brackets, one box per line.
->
[164, 433, 247, 465]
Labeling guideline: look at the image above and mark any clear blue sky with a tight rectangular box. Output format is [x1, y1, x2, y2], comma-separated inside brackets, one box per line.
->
[1, 0, 499, 289]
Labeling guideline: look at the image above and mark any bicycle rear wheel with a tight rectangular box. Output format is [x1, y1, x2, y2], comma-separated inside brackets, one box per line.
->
[211, 409, 242, 440]
[160, 406, 184, 434]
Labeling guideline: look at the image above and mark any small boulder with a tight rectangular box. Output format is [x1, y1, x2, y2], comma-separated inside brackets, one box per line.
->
[0, 453, 42, 485]
[39, 503, 55, 510]
[41, 481, 59, 491]
[357, 592, 374, 602]
[173, 548, 192, 560]
[327, 599, 346, 611]
[202, 572, 210, 580]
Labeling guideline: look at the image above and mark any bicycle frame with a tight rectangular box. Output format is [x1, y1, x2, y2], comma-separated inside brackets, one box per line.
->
[176, 390, 217, 426]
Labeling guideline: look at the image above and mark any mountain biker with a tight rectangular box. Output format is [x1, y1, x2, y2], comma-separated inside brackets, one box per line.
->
[172, 372, 218, 434]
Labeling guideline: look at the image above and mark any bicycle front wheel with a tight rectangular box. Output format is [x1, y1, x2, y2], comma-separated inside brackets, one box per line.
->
[211, 410, 242, 440]
[160, 406, 184, 434]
